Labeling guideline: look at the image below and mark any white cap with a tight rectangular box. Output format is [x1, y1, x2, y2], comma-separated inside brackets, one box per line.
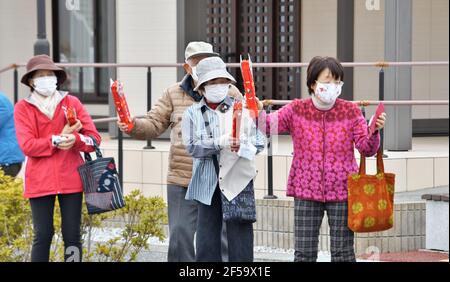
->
[185, 42, 220, 61]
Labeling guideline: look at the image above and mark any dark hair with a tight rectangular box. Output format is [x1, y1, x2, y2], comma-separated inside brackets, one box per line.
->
[306, 56, 344, 95]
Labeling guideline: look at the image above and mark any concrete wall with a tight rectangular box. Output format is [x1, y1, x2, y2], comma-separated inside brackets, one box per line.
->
[425, 200, 449, 251]
[1, 0, 448, 121]
[254, 199, 426, 255]
[353, 0, 385, 119]
[412, 0, 449, 120]
[0, 0, 179, 118]
[100, 143, 449, 201]
[0, 0, 104, 116]
[106, 198, 428, 255]
[353, 0, 449, 119]
[300, 0, 338, 98]
[0, 0, 53, 102]
[115, 0, 178, 119]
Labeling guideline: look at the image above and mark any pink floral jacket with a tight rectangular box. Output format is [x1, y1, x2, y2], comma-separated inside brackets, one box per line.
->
[262, 98, 380, 202]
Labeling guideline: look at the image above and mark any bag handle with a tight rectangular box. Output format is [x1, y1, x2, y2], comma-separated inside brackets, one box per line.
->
[358, 147, 385, 176]
[83, 135, 103, 162]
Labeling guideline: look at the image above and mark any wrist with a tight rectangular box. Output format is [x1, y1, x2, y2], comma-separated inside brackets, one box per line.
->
[72, 132, 81, 146]
[258, 101, 264, 110]
[128, 118, 138, 134]
[215, 134, 230, 150]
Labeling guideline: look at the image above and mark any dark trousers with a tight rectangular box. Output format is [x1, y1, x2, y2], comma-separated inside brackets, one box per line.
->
[294, 199, 356, 262]
[1, 163, 22, 177]
[29, 193, 83, 262]
[167, 185, 198, 262]
[196, 188, 254, 262]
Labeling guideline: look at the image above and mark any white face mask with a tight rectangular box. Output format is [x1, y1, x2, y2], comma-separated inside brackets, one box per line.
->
[204, 84, 229, 103]
[314, 81, 344, 104]
[190, 66, 199, 84]
[33, 76, 57, 97]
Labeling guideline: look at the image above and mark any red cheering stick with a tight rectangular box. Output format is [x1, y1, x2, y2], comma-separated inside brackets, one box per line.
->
[110, 79, 135, 133]
[62, 106, 77, 126]
[240, 55, 259, 120]
[232, 101, 243, 139]
[66, 107, 77, 126]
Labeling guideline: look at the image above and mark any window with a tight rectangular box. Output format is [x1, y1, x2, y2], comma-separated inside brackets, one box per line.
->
[52, 0, 116, 104]
[206, 0, 301, 101]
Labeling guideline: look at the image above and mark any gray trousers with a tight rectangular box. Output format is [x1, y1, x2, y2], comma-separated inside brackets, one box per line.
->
[167, 185, 198, 262]
[167, 184, 228, 262]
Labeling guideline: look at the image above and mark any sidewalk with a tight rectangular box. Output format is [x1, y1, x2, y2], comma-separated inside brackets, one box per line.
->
[90, 228, 448, 262]
[394, 186, 449, 203]
[91, 186, 449, 262]
[94, 237, 449, 262]
[134, 243, 448, 262]
[88, 228, 333, 262]
[358, 250, 449, 262]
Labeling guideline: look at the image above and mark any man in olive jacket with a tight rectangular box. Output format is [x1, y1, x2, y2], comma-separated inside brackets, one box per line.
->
[118, 42, 242, 262]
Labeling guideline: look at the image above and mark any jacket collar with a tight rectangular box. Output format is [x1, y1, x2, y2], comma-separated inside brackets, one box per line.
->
[180, 75, 203, 102]
[197, 95, 234, 113]
[24, 90, 69, 107]
[308, 97, 343, 113]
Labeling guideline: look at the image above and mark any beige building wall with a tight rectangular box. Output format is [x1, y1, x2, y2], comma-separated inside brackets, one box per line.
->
[0, 0, 53, 103]
[354, 0, 385, 119]
[115, 0, 178, 119]
[0, 0, 179, 118]
[300, 0, 338, 99]
[412, 0, 449, 120]
[0, 0, 447, 120]
[353, 0, 449, 119]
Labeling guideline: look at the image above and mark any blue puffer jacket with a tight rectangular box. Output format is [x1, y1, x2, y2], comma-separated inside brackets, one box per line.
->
[0, 92, 24, 165]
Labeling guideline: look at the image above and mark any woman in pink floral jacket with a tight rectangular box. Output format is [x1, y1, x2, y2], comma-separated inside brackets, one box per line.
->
[256, 56, 387, 262]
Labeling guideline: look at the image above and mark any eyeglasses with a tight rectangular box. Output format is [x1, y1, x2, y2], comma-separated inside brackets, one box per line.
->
[316, 80, 344, 87]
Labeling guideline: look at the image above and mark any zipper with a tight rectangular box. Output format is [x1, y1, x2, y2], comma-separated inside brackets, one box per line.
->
[51, 122, 62, 194]
[23, 157, 28, 194]
[25, 97, 65, 195]
[322, 113, 326, 202]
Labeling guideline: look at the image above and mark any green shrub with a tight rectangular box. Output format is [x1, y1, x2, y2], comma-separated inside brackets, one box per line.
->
[0, 169, 168, 262]
[0, 169, 33, 262]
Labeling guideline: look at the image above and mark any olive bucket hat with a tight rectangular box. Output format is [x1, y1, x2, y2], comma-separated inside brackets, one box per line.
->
[21, 54, 67, 87]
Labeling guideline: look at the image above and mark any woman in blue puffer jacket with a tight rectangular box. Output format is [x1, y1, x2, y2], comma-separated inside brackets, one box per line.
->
[0, 91, 24, 177]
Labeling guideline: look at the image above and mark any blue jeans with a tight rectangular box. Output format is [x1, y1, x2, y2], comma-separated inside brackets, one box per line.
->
[196, 187, 254, 262]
